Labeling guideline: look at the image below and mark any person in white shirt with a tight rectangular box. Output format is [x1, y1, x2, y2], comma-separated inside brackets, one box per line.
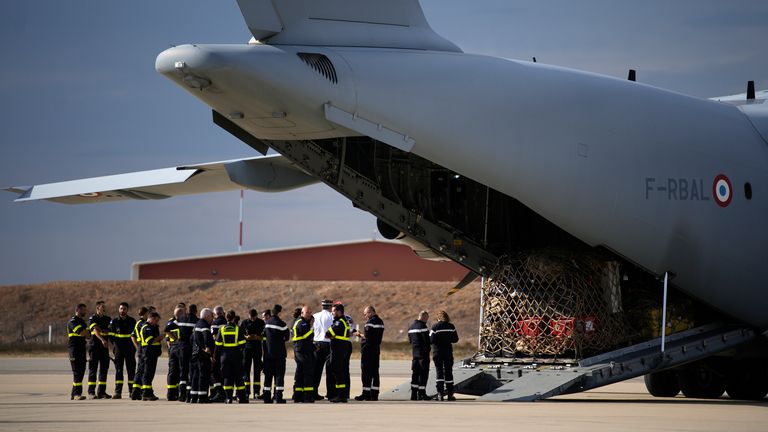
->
[311, 299, 334, 400]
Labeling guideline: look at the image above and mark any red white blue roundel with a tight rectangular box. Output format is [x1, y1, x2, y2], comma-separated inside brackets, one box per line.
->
[712, 174, 732, 208]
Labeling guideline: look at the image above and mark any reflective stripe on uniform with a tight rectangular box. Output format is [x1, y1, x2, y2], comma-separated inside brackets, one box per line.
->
[365, 324, 385, 329]
[408, 328, 429, 333]
[303, 387, 314, 391]
[265, 324, 288, 331]
[235, 386, 245, 391]
[88, 382, 97, 386]
[72, 382, 82, 387]
[112, 333, 132, 338]
[292, 320, 314, 341]
[98, 381, 107, 385]
[329, 318, 351, 341]
[223, 386, 234, 390]
[115, 380, 124, 384]
[275, 387, 284, 391]
[335, 384, 347, 389]
[167, 384, 179, 389]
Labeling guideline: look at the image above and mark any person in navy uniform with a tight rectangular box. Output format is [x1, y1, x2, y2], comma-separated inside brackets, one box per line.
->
[131, 306, 151, 400]
[214, 310, 248, 403]
[178, 303, 197, 402]
[355, 305, 384, 401]
[326, 303, 352, 403]
[140, 311, 163, 401]
[240, 308, 265, 401]
[209, 306, 227, 402]
[292, 305, 315, 403]
[164, 305, 186, 401]
[67, 303, 89, 400]
[408, 310, 431, 401]
[108, 302, 136, 399]
[263, 304, 289, 403]
[190, 308, 215, 403]
[87, 300, 112, 399]
[430, 310, 459, 401]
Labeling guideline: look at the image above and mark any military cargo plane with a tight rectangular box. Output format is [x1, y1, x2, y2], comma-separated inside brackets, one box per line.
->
[6, 0, 767, 400]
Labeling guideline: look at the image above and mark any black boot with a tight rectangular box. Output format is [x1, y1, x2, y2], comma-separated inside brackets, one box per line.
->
[370, 390, 379, 401]
[237, 389, 249, 404]
[410, 388, 418, 401]
[418, 390, 434, 401]
[262, 390, 273, 404]
[209, 387, 226, 403]
[253, 384, 261, 400]
[167, 387, 179, 402]
[178, 386, 187, 403]
[303, 391, 315, 403]
[354, 390, 370, 401]
[274, 390, 286, 404]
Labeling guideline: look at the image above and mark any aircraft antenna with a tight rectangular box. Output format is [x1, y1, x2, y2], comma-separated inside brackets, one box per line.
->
[238, 189, 244, 252]
[628, 69, 636, 82]
[661, 272, 669, 353]
[747, 81, 756, 100]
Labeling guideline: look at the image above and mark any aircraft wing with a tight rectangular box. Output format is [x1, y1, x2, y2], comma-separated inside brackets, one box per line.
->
[4, 154, 318, 204]
[711, 89, 768, 105]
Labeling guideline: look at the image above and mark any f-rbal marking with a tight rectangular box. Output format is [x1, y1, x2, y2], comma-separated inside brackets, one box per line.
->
[645, 177, 710, 202]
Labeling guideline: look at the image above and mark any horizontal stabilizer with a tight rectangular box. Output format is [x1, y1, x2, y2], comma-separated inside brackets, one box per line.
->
[4, 154, 318, 204]
[236, 0, 461, 52]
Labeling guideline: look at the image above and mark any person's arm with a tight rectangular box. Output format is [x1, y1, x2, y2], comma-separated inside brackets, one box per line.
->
[451, 326, 459, 344]
[90, 321, 108, 348]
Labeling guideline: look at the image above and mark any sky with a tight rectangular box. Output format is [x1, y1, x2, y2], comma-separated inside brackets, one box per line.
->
[1, 0, 766, 285]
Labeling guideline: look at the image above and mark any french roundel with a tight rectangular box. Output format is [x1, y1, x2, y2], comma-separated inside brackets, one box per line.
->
[712, 174, 732, 208]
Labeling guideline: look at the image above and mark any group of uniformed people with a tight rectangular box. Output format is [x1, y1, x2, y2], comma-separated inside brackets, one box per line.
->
[67, 299, 458, 403]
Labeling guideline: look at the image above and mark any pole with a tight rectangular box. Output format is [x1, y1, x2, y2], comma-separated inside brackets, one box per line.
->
[661, 272, 668, 353]
[48, 325, 52, 344]
[238, 189, 244, 252]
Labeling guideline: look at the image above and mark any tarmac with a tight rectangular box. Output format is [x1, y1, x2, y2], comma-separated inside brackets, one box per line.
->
[0, 357, 766, 431]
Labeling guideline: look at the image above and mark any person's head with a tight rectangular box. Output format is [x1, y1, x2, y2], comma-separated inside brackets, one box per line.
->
[261, 309, 271, 320]
[175, 303, 187, 314]
[214, 306, 225, 317]
[234, 315, 240, 324]
[418, 310, 429, 322]
[271, 304, 282, 317]
[301, 305, 313, 320]
[292, 307, 302, 319]
[177, 302, 186, 309]
[137, 306, 149, 319]
[200, 308, 213, 324]
[332, 304, 345, 318]
[226, 310, 237, 323]
[75, 303, 87, 318]
[118, 302, 129, 317]
[95, 301, 106, 316]
[321, 299, 333, 311]
[148, 311, 161, 325]
[147, 306, 156, 313]
[188, 304, 198, 317]
[363, 305, 376, 320]
[249, 308, 258, 319]
[437, 310, 450, 323]
[174, 306, 185, 320]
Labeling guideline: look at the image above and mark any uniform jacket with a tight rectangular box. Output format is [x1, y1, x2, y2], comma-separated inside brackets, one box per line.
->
[430, 320, 459, 357]
[239, 317, 265, 350]
[192, 319, 214, 357]
[67, 315, 87, 349]
[109, 315, 136, 350]
[292, 317, 315, 354]
[327, 316, 352, 350]
[362, 315, 384, 350]
[408, 320, 430, 358]
[141, 322, 162, 356]
[164, 318, 182, 347]
[264, 316, 289, 359]
[215, 323, 246, 355]
[88, 314, 111, 349]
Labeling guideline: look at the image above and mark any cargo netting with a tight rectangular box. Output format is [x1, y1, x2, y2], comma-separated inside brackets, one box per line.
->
[478, 251, 627, 359]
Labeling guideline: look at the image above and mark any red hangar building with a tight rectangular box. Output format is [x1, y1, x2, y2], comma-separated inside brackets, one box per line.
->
[131, 240, 467, 282]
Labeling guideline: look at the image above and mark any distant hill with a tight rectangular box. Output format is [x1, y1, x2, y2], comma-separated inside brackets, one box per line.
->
[0, 280, 481, 349]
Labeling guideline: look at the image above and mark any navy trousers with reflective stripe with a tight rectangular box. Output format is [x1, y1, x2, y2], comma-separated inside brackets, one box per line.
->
[88, 345, 110, 395]
[433, 354, 454, 394]
[69, 345, 86, 396]
[411, 357, 430, 391]
[361, 345, 381, 392]
[113, 345, 136, 394]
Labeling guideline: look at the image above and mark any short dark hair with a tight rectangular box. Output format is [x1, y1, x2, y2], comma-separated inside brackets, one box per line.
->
[77, 303, 86, 309]
[262, 309, 272, 318]
[149, 311, 160, 319]
[249, 308, 258, 318]
[333, 304, 345, 314]
[293, 308, 302, 319]
[188, 304, 198, 315]
[226, 310, 236, 322]
[96, 300, 105, 306]
[119, 302, 129, 309]
[138, 306, 149, 316]
[272, 304, 282, 316]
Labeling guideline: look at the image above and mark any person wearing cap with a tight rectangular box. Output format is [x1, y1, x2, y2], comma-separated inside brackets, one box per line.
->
[430, 310, 459, 401]
[408, 310, 432, 401]
[240, 308, 265, 401]
[355, 305, 384, 401]
[326, 303, 352, 403]
[263, 304, 289, 403]
[312, 299, 334, 400]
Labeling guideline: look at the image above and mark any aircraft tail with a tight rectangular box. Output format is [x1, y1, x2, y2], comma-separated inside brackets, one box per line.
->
[236, 0, 461, 52]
